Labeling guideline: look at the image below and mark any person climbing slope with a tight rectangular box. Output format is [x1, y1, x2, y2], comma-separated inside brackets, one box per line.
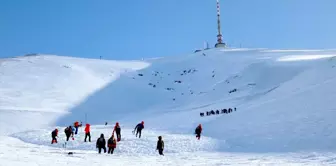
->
[51, 129, 58, 144]
[73, 121, 79, 135]
[133, 121, 144, 138]
[64, 126, 73, 141]
[195, 124, 202, 140]
[156, 136, 164, 156]
[96, 133, 106, 154]
[107, 135, 117, 154]
[84, 123, 91, 142]
[113, 122, 121, 142]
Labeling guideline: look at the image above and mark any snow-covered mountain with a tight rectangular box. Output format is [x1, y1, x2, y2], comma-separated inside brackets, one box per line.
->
[1, 48, 336, 165]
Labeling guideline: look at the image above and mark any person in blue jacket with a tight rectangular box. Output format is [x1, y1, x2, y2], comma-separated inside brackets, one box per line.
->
[133, 121, 144, 138]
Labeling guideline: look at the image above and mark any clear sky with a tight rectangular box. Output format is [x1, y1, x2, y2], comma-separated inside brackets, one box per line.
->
[1, 0, 335, 60]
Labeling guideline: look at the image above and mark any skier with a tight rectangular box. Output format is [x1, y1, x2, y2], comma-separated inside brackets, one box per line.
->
[64, 126, 73, 141]
[195, 124, 202, 140]
[84, 123, 91, 142]
[113, 122, 121, 142]
[96, 133, 106, 154]
[133, 121, 144, 138]
[51, 129, 58, 144]
[156, 136, 164, 156]
[74, 121, 79, 135]
[107, 135, 117, 154]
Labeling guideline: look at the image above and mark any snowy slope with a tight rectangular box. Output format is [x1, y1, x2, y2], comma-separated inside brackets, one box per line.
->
[58, 48, 336, 152]
[1, 48, 336, 165]
[0, 55, 149, 134]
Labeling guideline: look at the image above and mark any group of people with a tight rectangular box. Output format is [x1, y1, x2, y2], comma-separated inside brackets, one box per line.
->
[51, 121, 89, 144]
[200, 107, 237, 117]
[51, 120, 202, 156]
[96, 133, 117, 154]
[95, 121, 144, 154]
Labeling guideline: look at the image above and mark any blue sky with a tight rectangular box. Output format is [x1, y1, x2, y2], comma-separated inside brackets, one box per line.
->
[1, 0, 335, 60]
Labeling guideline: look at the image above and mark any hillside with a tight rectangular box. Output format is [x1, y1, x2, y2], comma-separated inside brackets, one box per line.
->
[0, 55, 149, 134]
[58, 48, 336, 152]
[1, 48, 336, 165]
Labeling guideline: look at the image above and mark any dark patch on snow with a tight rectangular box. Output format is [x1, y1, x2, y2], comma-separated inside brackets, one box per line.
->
[229, 89, 237, 93]
[201, 107, 237, 117]
[24, 53, 40, 57]
[166, 88, 174, 91]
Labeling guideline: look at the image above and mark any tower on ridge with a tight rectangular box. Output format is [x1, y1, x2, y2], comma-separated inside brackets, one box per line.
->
[215, 0, 226, 48]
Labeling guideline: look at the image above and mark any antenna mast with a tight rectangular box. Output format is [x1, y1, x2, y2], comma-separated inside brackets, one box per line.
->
[215, 0, 226, 48]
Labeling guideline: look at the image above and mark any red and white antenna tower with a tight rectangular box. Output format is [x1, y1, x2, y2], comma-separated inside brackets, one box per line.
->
[215, 0, 226, 48]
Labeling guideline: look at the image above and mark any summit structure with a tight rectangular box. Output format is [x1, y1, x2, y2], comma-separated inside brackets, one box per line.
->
[215, 0, 226, 48]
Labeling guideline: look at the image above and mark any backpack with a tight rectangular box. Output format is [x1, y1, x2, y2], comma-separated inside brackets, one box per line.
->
[157, 140, 164, 149]
[98, 138, 104, 144]
[64, 127, 72, 134]
[108, 138, 116, 147]
[195, 127, 200, 134]
[108, 138, 113, 144]
[137, 123, 144, 130]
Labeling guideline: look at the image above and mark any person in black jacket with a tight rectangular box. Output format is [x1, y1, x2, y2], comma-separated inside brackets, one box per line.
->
[51, 129, 58, 144]
[133, 121, 144, 138]
[96, 133, 106, 154]
[195, 124, 202, 140]
[64, 126, 73, 141]
[156, 136, 164, 156]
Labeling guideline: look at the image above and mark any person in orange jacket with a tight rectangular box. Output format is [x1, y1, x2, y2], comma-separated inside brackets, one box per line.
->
[195, 124, 202, 140]
[107, 134, 117, 154]
[84, 124, 91, 142]
[113, 122, 121, 142]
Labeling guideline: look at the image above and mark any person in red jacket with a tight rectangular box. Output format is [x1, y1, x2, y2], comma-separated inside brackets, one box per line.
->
[84, 124, 91, 142]
[107, 135, 117, 154]
[113, 122, 121, 142]
[195, 124, 202, 140]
